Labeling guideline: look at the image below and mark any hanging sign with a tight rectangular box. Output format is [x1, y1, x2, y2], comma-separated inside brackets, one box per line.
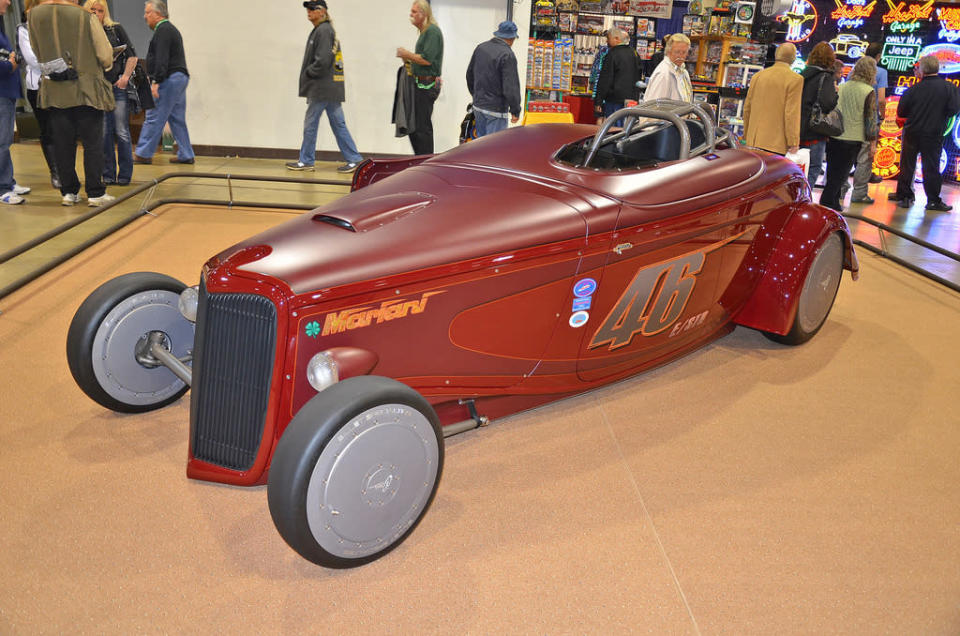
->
[919, 43, 960, 74]
[873, 137, 902, 178]
[831, 0, 876, 29]
[780, 0, 819, 42]
[938, 7, 960, 42]
[881, 35, 923, 72]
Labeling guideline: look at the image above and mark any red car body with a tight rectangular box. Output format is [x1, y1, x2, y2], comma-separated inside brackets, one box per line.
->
[185, 122, 858, 487]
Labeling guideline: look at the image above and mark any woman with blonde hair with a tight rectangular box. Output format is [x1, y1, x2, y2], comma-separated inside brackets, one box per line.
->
[84, 0, 138, 185]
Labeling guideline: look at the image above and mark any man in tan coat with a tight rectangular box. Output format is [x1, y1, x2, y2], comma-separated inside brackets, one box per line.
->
[743, 43, 802, 155]
[29, 0, 115, 206]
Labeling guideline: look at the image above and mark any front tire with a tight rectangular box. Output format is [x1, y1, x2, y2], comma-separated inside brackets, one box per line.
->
[66, 272, 193, 413]
[764, 232, 844, 345]
[268, 376, 443, 568]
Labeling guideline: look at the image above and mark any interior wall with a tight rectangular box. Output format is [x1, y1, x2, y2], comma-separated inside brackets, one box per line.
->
[172, 0, 531, 157]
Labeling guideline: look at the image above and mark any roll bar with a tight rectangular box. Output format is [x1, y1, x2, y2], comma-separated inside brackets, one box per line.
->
[580, 99, 733, 168]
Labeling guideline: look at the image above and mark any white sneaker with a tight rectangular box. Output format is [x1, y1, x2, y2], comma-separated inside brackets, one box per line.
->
[88, 194, 116, 207]
[13, 184, 30, 195]
[0, 191, 24, 205]
[62, 192, 82, 206]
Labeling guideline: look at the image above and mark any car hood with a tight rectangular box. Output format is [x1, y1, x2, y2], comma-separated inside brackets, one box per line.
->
[228, 162, 602, 296]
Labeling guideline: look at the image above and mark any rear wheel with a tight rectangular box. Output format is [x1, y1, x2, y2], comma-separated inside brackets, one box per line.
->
[765, 233, 844, 345]
[66, 272, 193, 412]
[268, 376, 443, 568]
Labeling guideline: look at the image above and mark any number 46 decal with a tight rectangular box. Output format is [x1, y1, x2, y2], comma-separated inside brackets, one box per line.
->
[589, 250, 706, 351]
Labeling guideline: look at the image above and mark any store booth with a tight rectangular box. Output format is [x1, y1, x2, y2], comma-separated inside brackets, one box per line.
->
[522, 0, 960, 183]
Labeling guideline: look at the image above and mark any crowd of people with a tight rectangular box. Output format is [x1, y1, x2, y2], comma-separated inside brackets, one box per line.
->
[744, 40, 959, 213]
[0, 0, 191, 207]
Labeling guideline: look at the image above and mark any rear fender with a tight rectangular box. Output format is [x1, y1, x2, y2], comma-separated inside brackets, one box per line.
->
[734, 203, 858, 335]
[351, 155, 434, 191]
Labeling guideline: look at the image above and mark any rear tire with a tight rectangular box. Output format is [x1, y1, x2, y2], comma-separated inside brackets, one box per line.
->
[66, 272, 193, 412]
[764, 233, 844, 346]
[268, 376, 443, 568]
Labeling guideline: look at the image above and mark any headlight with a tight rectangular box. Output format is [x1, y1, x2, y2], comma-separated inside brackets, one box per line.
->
[178, 286, 199, 322]
[306, 351, 339, 392]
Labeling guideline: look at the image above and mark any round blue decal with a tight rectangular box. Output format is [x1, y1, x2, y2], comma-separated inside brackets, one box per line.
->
[569, 311, 590, 328]
[573, 278, 597, 298]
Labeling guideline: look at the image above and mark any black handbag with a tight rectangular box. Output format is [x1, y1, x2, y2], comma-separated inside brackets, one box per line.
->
[131, 60, 155, 111]
[809, 73, 844, 137]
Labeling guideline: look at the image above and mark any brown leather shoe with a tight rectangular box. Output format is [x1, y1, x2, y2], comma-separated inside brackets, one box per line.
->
[133, 154, 152, 165]
[168, 157, 195, 164]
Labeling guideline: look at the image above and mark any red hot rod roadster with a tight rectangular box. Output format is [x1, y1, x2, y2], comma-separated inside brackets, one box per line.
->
[66, 101, 858, 568]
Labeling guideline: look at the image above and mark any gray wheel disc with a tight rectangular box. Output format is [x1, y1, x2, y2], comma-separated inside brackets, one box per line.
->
[796, 234, 843, 334]
[305, 403, 440, 560]
[91, 289, 193, 407]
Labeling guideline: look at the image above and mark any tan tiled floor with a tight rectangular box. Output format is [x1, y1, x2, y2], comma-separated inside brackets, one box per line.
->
[0, 142, 352, 296]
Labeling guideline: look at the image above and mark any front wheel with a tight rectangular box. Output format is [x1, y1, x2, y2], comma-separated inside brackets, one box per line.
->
[66, 272, 193, 413]
[268, 376, 444, 568]
[764, 232, 844, 345]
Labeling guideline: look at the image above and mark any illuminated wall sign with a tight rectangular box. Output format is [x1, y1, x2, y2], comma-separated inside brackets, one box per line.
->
[874, 137, 901, 178]
[880, 97, 902, 138]
[882, 0, 935, 24]
[913, 149, 948, 182]
[890, 20, 922, 32]
[830, 34, 869, 58]
[919, 43, 960, 74]
[938, 7, 960, 42]
[881, 36, 923, 72]
[831, 0, 876, 29]
[780, 0, 819, 42]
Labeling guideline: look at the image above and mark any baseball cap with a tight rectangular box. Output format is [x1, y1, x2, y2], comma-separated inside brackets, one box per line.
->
[303, 0, 327, 9]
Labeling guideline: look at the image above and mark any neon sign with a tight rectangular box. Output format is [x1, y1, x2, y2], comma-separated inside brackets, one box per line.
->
[880, 97, 902, 138]
[919, 43, 960, 74]
[873, 137, 901, 178]
[831, 0, 876, 29]
[779, 0, 818, 42]
[881, 36, 922, 72]
[938, 7, 960, 42]
[890, 21, 922, 32]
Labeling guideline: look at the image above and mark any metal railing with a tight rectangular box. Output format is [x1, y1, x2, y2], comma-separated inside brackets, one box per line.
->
[842, 212, 960, 293]
[0, 172, 352, 302]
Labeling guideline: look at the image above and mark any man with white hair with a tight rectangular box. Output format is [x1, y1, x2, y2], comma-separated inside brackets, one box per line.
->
[891, 54, 960, 211]
[643, 33, 692, 103]
[742, 42, 802, 155]
[593, 27, 640, 122]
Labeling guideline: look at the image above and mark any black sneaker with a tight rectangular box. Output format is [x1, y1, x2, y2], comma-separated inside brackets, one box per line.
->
[850, 196, 875, 204]
[925, 200, 953, 211]
[895, 198, 914, 208]
[869, 174, 883, 183]
[336, 161, 360, 173]
[285, 161, 315, 171]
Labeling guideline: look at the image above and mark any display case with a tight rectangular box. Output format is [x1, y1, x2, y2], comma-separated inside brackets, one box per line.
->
[687, 35, 748, 86]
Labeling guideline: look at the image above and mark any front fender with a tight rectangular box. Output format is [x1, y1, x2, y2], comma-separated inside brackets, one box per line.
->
[733, 203, 858, 335]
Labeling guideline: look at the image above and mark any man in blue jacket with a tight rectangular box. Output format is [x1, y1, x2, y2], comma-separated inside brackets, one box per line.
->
[466, 20, 521, 138]
[0, 0, 30, 204]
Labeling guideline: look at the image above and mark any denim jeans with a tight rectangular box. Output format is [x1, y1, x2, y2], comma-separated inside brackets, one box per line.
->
[0, 97, 15, 193]
[299, 100, 362, 165]
[474, 110, 508, 137]
[104, 86, 133, 183]
[807, 140, 826, 185]
[134, 71, 193, 160]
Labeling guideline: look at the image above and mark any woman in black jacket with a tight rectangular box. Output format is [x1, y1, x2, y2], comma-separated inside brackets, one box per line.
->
[799, 42, 839, 186]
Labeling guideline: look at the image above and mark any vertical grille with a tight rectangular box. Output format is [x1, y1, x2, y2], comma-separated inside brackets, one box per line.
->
[189, 283, 277, 472]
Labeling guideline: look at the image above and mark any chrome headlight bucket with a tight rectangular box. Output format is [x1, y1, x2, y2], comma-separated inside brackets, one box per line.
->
[306, 351, 340, 392]
[178, 286, 199, 322]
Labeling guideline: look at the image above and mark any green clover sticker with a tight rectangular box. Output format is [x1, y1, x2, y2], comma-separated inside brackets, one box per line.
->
[305, 321, 321, 338]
